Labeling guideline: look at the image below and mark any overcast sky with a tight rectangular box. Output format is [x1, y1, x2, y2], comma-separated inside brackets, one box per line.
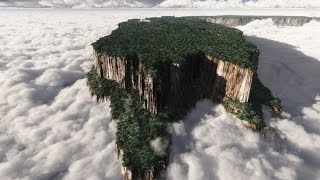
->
[1, 0, 320, 8]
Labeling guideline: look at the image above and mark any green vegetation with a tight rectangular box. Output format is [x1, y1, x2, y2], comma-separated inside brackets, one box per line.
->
[223, 74, 282, 128]
[223, 98, 264, 128]
[88, 16, 282, 177]
[249, 75, 282, 114]
[116, 94, 168, 175]
[92, 16, 259, 74]
[87, 68, 168, 177]
[86, 68, 118, 100]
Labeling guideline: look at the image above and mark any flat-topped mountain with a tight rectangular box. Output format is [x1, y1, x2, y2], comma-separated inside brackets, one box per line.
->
[87, 17, 281, 180]
[199, 15, 320, 27]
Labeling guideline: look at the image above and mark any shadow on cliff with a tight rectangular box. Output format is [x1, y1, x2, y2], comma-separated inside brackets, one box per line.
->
[168, 37, 320, 180]
[172, 36, 320, 152]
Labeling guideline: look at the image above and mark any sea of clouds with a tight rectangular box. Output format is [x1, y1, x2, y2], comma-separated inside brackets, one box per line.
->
[1, 0, 320, 8]
[0, 9, 319, 180]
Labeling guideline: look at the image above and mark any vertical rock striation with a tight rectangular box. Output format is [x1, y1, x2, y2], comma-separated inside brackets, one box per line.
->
[86, 17, 283, 180]
[201, 16, 320, 27]
[208, 56, 253, 102]
[94, 50, 158, 113]
[93, 49, 254, 114]
[88, 17, 273, 180]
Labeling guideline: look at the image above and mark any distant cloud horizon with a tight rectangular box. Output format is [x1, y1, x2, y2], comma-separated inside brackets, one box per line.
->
[1, 0, 320, 8]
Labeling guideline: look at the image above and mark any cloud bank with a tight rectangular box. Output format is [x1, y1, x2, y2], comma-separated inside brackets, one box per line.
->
[167, 19, 320, 180]
[1, 0, 320, 8]
[0, 9, 319, 180]
[0, 10, 128, 179]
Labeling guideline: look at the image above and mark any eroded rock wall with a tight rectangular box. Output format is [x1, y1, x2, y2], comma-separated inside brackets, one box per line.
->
[115, 145, 153, 180]
[201, 16, 319, 27]
[93, 50, 253, 113]
[94, 52, 126, 86]
[93, 50, 254, 180]
[94, 50, 157, 113]
[203, 16, 258, 26]
[207, 56, 253, 102]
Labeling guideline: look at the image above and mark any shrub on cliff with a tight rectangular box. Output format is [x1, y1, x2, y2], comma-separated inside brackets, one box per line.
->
[86, 67, 117, 100]
[249, 75, 282, 114]
[88, 16, 282, 178]
[86, 68, 168, 177]
[116, 94, 167, 174]
[223, 98, 264, 127]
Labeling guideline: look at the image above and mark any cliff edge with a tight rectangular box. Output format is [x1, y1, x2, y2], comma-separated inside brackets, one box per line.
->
[87, 17, 281, 180]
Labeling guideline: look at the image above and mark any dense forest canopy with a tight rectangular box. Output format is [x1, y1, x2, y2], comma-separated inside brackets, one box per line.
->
[92, 16, 259, 72]
[87, 17, 282, 178]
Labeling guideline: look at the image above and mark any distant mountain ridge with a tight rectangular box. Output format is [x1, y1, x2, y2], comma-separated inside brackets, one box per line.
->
[199, 16, 320, 26]
[1, 0, 320, 8]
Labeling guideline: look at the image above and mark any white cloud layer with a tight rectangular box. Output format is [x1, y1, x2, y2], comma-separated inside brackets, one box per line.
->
[0, 9, 319, 180]
[159, 0, 320, 8]
[1, 0, 320, 8]
[150, 137, 168, 156]
[167, 18, 320, 180]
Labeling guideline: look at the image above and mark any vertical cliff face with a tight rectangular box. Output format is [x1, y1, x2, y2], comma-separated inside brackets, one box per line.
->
[88, 17, 270, 180]
[121, 167, 153, 180]
[201, 16, 319, 27]
[203, 16, 258, 26]
[154, 54, 219, 112]
[94, 50, 126, 86]
[207, 56, 253, 102]
[93, 50, 254, 180]
[94, 50, 157, 113]
[116, 146, 154, 180]
[94, 49, 253, 114]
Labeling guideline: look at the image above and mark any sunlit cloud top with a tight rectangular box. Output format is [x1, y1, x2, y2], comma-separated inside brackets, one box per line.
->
[1, 0, 320, 8]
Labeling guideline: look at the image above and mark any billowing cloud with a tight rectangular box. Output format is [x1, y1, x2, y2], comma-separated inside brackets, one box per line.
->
[167, 19, 320, 180]
[0, 0, 320, 8]
[159, 0, 320, 8]
[0, 10, 126, 179]
[0, 9, 319, 180]
[0, 0, 164, 7]
[150, 137, 169, 156]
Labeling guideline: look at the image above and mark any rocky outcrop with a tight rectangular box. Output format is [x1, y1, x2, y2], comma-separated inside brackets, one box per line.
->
[272, 16, 315, 26]
[93, 50, 254, 113]
[94, 50, 157, 113]
[201, 16, 320, 27]
[121, 167, 153, 180]
[115, 145, 154, 180]
[202, 16, 259, 26]
[89, 17, 276, 180]
[208, 56, 253, 102]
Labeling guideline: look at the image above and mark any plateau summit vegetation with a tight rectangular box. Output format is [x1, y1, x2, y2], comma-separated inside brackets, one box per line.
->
[87, 17, 281, 179]
[92, 16, 259, 73]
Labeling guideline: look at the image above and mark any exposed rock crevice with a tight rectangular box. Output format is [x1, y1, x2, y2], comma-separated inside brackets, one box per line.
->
[210, 56, 253, 102]
[88, 17, 281, 180]
[94, 50, 253, 114]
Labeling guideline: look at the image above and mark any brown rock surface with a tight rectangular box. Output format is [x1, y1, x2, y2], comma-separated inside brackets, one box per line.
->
[93, 49, 253, 114]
